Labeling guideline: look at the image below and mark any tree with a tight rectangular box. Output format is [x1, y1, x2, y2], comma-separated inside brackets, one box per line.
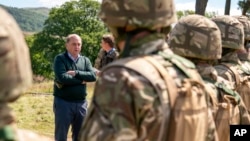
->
[195, 0, 209, 15]
[224, 0, 231, 15]
[30, 0, 107, 78]
[238, 0, 250, 15]
[177, 10, 217, 19]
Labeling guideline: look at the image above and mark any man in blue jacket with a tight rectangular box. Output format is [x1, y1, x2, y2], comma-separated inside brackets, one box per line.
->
[53, 34, 96, 141]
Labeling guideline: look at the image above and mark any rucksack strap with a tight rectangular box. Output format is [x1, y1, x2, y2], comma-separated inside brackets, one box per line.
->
[215, 82, 241, 104]
[144, 56, 177, 107]
[220, 63, 241, 88]
[104, 56, 176, 141]
[143, 56, 178, 141]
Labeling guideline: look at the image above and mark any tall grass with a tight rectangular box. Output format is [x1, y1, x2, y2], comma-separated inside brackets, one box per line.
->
[9, 81, 95, 138]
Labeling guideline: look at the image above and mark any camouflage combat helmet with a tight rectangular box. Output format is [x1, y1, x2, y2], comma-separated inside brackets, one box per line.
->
[211, 15, 244, 50]
[99, 0, 177, 37]
[234, 15, 250, 41]
[169, 14, 222, 60]
[0, 8, 32, 102]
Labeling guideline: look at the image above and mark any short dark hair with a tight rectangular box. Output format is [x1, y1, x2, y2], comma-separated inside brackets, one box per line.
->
[102, 34, 115, 47]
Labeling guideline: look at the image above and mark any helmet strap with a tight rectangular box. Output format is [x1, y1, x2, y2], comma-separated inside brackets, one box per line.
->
[120, 32, 133, 57]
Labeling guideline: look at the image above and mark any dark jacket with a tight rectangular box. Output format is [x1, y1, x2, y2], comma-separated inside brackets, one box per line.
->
[99, 48, 119, 69]
[53, 51, 96, 101]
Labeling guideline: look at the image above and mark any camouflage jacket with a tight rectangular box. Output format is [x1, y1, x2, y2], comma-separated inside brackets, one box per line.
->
[238, 52, 250, 74]
[79, 34, 217, 141]
[94, 48, 106, 70]
[214, 52, 244, 90]
[94, 48, 119, 70]
[197, 64, 250, 126]
[215, 52, 250, 114]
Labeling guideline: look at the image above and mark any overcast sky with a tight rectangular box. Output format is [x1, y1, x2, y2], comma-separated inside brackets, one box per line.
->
[0, 0, 242, 15]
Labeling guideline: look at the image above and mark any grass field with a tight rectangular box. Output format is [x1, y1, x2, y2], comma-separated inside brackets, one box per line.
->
[9, 81, 95, 139]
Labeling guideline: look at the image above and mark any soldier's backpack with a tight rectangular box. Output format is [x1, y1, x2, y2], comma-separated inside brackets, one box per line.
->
[237, 64, 250, 114]
[205, 80, 246, 141]
[219, 62, 250, 115]
[106, 52, 216, 141]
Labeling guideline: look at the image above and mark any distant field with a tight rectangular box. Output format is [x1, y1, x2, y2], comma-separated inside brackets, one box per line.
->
[9, 81, 95, 138]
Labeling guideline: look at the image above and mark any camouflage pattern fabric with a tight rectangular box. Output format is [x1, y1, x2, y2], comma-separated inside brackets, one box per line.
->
[198, 65, 250, 141]
[94, 48, 106, 69]
[235, 16, 250, 114]
[81, 0, 218, 140]
[0, 6, 32, 128]
[234, 53, 250, 113]
[215, 48, 244, 89]
[234, 15, 250, 40]
[0, 8, 32, 102]
[79, 36, 218, 141]
[0, 7, 52, 141]
[99, 0, 177, 31]
[94, 48, 119, 70]
[215, 51, 250, 116]
[169, 14, 222, 60]
[169, 14, 250, 141]
[211, 15, 244, 50]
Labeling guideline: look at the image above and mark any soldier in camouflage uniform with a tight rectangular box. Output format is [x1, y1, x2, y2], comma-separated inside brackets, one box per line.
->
[94, 33, 119, 71]
[169, 14, 250, 141]
[234, 15, 250, 113]
[0, 7, 52, 141]
[93, 48, 106, 69]
[212, 16, 250, 114]
[79, 1, 218, 141]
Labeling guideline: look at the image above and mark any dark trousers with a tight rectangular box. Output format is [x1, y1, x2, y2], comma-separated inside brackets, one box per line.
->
[53, 97, 88, 141]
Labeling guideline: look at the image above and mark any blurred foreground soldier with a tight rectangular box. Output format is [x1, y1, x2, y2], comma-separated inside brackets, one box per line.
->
[169, 14, 250, 141]
[212, 16, 250, 114]
[79, 1, 217, 141]
[235, 15, 250, 113]
[0, 7, 52, 141]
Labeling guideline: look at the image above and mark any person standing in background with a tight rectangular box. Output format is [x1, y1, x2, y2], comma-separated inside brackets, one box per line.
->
[53, 34, 96, 141]
[234, 15, 250, 114]
[94, 33, 119, 74]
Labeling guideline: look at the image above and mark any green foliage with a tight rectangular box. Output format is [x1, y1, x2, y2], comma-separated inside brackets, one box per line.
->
[31, 0, 107, 78]
[176, 10, 218, 19]
[0, 5, 49, 32]
[176, 10, 195, 19]
[238, 0, 250, 15]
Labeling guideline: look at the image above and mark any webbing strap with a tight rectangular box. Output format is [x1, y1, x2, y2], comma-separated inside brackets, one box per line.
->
[220, 63, 241, 87]
[215, 82, 241, 104]
[143, 56, 177, 141]
[144, 56, 177, 108]
[104, 56, 175, 141]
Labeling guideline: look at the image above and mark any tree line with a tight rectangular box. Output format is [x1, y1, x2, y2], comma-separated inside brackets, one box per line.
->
[5, 0, 250, 79]
[0, 4, 50, 32]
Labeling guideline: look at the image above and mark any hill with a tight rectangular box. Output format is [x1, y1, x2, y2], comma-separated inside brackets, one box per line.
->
[0, 5, 50, 32]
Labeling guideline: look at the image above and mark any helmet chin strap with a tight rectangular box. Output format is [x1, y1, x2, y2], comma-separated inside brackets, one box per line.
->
[120, 32, 133, 57]
[120, 29, 152, 57]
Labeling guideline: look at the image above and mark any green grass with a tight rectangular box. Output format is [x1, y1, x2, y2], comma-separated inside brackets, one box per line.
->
[9, 81, 95, 138]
